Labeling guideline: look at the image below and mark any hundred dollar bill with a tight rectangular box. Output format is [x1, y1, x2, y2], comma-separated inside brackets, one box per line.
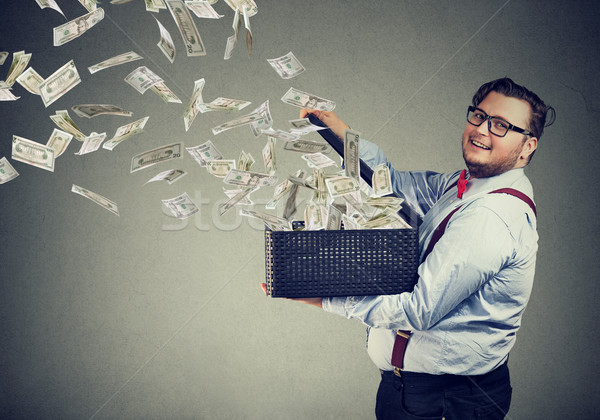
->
[15, 67, 44, 95]
[301, 152, 337, 169]
[72, 184, 119, 216]
[223, 168, 277, 187]
[46, 128, 73, 157]
[183, 78, 205, 131]
[224, 0, 257, 17]
[74, 132, 106, 155]
[35, 0, 66, 17]
[197, 97, 251, 113]
[162, 192, 199, 219]
[218, 186, 256, 216]
[186, 140, 223, 166]
[325, 175, 360, 198]
[5, 51, 32, 87]
[0, 157, 19, 184]
[281, 87, 336, 111]
[283, 139, 331, 154]
[154, 16, 176, 63]
[211, 100, 268, 135]
[0, 52, 8, 65]
[71, 104, 133, 118]
[224, 7, 240, 59]
[262, 136, 276, 175]
[206, 159, 236, 178]
[103, 116, 149, 151]
[344, 128, 360, 181]
[150, 81, 182, 103]
[53, 7, 104, 46]
[267, 52, 305, 79]
[185, 1, 223, 18]
[88, 51, 143, 74]
[239, 209, 293, 232]
[166, 0, 207, 57]
[77, 0, 98, 12]
[124, 66, 163, 94]
[131, 142, 183, 172]
[50, 110, 86, 141]
[38, 59, 81, 107]
[12, 135, 55, 172]
[371, 163, 393, 198]
[145, 168, 186, 185]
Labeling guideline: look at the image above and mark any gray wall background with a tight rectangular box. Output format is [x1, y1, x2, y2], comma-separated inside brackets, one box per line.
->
[1, 1, 598, 419]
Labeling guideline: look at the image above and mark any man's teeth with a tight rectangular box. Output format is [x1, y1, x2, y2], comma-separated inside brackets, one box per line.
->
[472, 140, 490, 150]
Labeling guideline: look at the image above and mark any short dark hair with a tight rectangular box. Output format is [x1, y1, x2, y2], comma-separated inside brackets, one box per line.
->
[472, 77, 555, 140]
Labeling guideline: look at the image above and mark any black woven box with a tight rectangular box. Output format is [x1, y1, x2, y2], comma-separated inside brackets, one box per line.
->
[265, 223, 419, 298]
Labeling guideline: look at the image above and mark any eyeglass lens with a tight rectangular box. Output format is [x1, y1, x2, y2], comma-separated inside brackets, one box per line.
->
[467, 108, 510, 136]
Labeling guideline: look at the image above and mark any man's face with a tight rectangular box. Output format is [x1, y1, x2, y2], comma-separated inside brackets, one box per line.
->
[462, 91, 537, 178]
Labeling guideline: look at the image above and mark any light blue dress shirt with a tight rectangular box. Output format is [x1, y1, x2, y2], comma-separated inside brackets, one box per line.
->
[322, 139, 538, 375]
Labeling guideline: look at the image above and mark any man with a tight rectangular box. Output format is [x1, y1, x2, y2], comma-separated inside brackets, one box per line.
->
[264, 78, 555, 419]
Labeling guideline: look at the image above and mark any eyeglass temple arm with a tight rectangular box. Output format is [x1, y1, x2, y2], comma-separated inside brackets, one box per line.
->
[306, 113, 422, 229]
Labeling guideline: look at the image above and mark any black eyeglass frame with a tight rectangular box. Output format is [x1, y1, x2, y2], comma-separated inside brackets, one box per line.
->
[466, 106, 533, 137]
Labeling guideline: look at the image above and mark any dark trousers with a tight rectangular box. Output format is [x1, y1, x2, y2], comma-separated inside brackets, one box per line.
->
[375, 362, 512, 420]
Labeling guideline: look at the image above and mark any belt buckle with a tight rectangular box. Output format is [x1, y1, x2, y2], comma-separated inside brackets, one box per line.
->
[393, 367, 402, 377]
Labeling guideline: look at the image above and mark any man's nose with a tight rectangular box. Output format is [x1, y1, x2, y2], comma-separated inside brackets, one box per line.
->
[475, 118, 491, 135]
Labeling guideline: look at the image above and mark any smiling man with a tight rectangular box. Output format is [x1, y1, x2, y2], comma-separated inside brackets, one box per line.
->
[277, 78, 555, 419]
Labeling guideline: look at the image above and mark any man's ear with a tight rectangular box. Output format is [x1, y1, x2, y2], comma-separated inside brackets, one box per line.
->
[520, 136, 538, 161]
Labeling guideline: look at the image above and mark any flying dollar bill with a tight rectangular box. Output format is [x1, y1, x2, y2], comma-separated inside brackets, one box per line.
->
[197, 97, 251, 113]
[74, 132, 106, 155]
[162, 192, 199, 219]
[130, 142, 183, 172]
[283, 139, 331, 154]
[0, 52, 8, 65]
[186, 140, 223, 167]
[50, 110, 87, 141]
[15, 67, 44, 95]
[183, 78, 205, 131]
[218, 186, 257, 216]
[301, 152, 337, 169]
[5, 51, 32, 87]
[35, 0, 66, 18]
[239, 209, 293, 232]
[71, 104, 133, 118]
[38, 60, 81, 107]
[154, 16, 176, 63]
[12, 135, 56, 172]
[150, 81, 182, 103]
[224, 6, 241, 60]
[267, 52, 305, 79]
[325, 175, 360, 198]
[206, 159, 236, 178]
[0, 157, 19, 184]
[88, 51, 143, 74]
[185, 1, 223, 18]
[224, 0, 257, 17]
[72, 184, 119, 216]
[166, 0, 207, 56]
[223, 168, 277, 187]
[145, 168, 186, 185]
[102, 116, 149, 151]
[53, 7, 104, 46]
[262, 136, 276, 175]
[46, 128, 73, 157]
[124, 66, 163, 94]
[281, 87, 336, 111]
[77, 0, 98, 12]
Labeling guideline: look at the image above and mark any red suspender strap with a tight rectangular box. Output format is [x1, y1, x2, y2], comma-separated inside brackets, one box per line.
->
[390, 187, 536, 370]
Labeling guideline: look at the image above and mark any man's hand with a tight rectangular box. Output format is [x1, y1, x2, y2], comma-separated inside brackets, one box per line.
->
[299, 109, 350, 141]
[260, 283, 323, 308]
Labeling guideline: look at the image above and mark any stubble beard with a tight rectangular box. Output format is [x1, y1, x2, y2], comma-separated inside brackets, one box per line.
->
[463, 134, 522, 178]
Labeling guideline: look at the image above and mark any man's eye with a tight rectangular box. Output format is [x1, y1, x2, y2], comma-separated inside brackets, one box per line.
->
[474, 112, 485, 120]
[494, 120, 508, 129]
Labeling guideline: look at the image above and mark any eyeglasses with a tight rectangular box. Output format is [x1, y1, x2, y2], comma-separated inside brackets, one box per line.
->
[466, 106, 533, 137]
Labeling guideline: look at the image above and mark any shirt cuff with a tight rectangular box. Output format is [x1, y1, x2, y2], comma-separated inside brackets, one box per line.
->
[322, 297, 348, 317]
